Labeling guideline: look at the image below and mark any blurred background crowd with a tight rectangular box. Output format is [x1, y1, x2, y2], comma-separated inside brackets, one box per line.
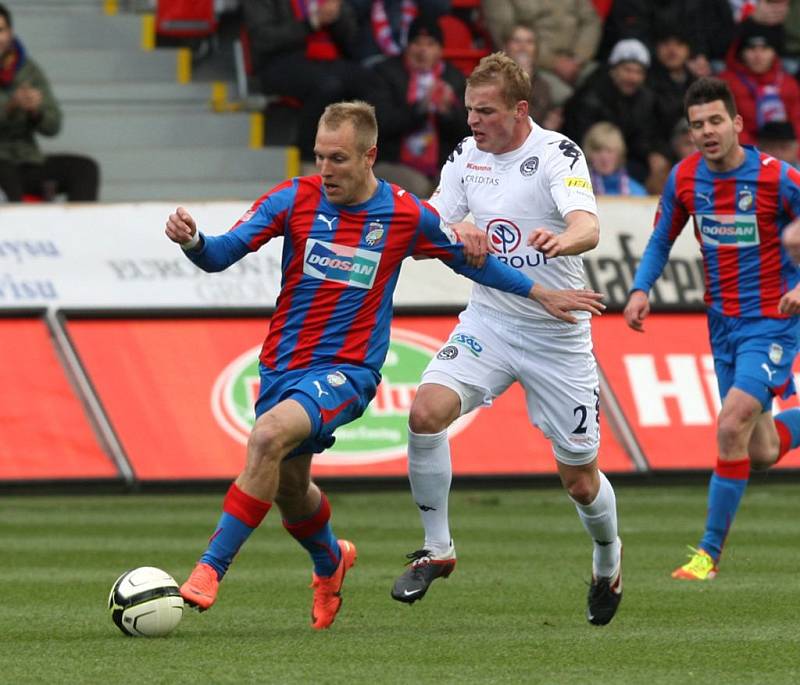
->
[4, 0, 800, 202]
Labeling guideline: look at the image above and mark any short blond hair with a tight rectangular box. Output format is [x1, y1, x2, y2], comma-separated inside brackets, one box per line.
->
[318, 101, 378, 153]
[583, 121, 627, 160]
[466, 52, 531, 110]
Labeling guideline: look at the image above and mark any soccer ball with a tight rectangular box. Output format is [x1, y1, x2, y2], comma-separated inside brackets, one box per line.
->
[108, 566, 184, 637]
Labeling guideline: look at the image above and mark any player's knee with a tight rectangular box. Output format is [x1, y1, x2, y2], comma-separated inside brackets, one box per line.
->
[565, 476, 596, 504]
[408, 393, 458, 434]
[247, 416, 290, 465]
[716, 413, 749, 451]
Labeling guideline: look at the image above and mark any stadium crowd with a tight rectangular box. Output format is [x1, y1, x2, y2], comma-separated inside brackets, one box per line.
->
[240, 0, 800, 196]
[4, 0, 800, 201]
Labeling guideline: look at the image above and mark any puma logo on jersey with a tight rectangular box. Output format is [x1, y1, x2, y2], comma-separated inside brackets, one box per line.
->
[761, 364, 776, 382]
[317, 214, 338, 231]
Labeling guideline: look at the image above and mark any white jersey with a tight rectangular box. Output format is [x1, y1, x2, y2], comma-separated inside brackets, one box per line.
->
[429, 120, 597, 323]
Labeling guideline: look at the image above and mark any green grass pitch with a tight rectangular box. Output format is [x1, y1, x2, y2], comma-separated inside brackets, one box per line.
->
[2, 482, 799, 684]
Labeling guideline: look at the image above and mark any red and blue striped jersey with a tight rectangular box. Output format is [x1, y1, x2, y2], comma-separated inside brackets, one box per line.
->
[185, 176, 534, 374]
[633, 146, 800, 318]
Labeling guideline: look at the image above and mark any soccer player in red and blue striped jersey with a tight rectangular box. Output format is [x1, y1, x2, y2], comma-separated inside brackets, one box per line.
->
[165, 101, 604, 628]
[625, 78, 800, 580]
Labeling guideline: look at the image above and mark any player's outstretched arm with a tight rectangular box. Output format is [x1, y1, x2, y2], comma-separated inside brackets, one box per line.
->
[165, 205, 253, 272]
[528, 284, 605, 324]
[623, 290, 650, 332]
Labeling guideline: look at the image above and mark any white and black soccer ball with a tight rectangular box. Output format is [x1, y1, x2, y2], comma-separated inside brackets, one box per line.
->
[108, 566, 184, 637]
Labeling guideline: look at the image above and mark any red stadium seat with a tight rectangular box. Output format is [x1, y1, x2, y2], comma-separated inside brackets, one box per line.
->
[590, 0, 613, 19]
[156, 0, 217, 38]
[439, 15, 490, 76]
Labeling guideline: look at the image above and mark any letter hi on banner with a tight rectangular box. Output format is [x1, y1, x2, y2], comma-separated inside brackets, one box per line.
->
[593, 313, 800, 470]
[65, 315, 635, 481]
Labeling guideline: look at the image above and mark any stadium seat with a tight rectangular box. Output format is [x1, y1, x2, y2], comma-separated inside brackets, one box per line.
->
[591, 0, 613, 19]
[156, 0, 217, 39]
[439, 15, 490, 76]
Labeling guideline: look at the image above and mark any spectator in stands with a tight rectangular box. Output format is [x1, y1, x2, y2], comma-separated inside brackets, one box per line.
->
[670, 119, 696, 162]
[719, 18, 800, 145]
[0, 3, 98, 202]
[242, 0, 379, 164]
[758, 120, 800, 166]
[563, 39, 667, 190]
[481, 0, 601, 106]
[370, 16, 469, 197]
[348, 0, 450, 66]
[502, 24, 561, 130]
[599, 1, 735, 78]
[583, 121, 647, 196]
[648, 26, 696, 183]
[783, 1, 800, 74]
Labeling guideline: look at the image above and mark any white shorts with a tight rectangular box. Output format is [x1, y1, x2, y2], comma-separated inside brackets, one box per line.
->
[422, 304, 600, 465]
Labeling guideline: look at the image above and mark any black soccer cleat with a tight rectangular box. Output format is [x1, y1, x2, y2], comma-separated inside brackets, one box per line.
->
[391, 548, 456, 604]
[586, 551, 623, 626]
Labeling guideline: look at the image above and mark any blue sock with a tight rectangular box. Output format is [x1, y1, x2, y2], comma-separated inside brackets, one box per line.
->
[699, 458, 749, 561]
[775, 408, 800, 457]
[201, 512, 255, 579]
[283, 493, 341, 577]
[199, 483, 272, 579]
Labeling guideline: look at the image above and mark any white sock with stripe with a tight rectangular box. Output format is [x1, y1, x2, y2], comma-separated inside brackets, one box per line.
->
[407, 427, 453, 557]
[571, 471, 620, 578]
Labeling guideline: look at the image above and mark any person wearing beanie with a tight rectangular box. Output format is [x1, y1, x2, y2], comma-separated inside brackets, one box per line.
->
[370, 16, 470, 197]
[564, 38, 664, 189]
[719, 17, 800, 145]
[647, 26, 697, 171]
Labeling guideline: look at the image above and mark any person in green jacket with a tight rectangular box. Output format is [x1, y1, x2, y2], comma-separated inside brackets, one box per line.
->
[0, 3, 98, 202]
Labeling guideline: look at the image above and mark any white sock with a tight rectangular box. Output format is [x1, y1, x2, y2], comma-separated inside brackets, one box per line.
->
[407, 427, 453, 556]
[571, 471, 620, 578]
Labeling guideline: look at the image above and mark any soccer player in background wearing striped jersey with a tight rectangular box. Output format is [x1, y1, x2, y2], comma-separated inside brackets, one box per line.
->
[625, 77, 800, 581]
[165, 101, 604, 629]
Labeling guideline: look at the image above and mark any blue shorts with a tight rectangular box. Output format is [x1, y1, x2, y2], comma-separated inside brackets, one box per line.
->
[254, 363, 379, 457]
[708, 310, 800, 410]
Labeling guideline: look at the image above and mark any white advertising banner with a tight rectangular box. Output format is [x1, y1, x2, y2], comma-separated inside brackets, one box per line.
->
[0, 197, 701, 311]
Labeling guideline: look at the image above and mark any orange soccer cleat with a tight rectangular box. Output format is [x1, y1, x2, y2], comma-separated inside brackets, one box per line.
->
[180, 562, 220, 611]
[310, 539, 357, 630]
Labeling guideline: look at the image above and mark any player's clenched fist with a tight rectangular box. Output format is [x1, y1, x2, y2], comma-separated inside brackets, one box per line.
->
[165, 206, 198, 246]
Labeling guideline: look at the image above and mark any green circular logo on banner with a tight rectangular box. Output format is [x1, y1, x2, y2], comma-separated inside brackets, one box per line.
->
[211, 327, 476, 465]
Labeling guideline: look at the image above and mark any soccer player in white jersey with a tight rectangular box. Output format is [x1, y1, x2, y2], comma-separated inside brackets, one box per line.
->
[390, 53, 622, 625]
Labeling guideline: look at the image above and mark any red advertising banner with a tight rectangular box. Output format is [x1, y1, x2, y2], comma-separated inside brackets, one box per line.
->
[592, 313, 800, 471]
[0, 317, 118, 480]
[66, 316, 635, 481]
